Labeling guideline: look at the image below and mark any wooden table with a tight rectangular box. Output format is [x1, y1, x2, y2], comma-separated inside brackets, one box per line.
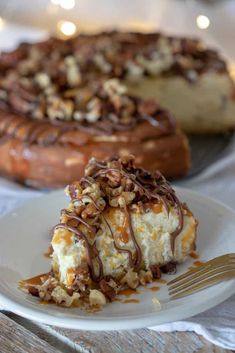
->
[0, 311, 232, 353]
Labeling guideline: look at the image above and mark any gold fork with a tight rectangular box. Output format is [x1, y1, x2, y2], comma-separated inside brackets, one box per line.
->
[167, 253, 235, 299]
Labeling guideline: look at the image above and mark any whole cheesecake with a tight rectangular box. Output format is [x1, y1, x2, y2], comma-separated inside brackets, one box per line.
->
[1, 31, 233, 134]
[73, 31, 235, 133]
[0, 35, 190, 188]
[1, 31, 232, 188]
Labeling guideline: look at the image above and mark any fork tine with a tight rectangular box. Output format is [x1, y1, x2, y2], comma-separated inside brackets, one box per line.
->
[169, 264, 235, 294]
[168, 254, 235, 285]
[169, 263, 235, 291]
[169, 271, 235, 299]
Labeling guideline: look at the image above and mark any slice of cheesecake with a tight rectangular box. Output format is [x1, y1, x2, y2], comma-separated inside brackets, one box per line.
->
[22, 156, 197, 309]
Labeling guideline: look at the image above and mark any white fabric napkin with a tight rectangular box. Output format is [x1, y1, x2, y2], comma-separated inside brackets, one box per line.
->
[150, 138, 235, 350]
[0, 23, 234, 350]
[151, 294, 235, 350]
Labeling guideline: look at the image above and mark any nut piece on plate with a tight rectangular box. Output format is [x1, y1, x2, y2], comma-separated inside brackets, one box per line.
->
[21, 156, 197, 309]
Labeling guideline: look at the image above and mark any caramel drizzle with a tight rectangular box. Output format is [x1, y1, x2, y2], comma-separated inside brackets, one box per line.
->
[0, 116, 57, 146]
[7, 119, 29, 136]
[141, 112, 175, 134]
[0, 134, 10, 146]
[72, 195, 138, 269]
[53, 223, 103, 282]
[52, 159, 184, 285]
[27, 125, 49, 144]
[0, 115, 17, 132]
[0, 82, 175, 144]
[0, 115, 16, 143]
[91, 194, 142, 268]
[69, 192, 141, 271]
[102, 214, 134, 268]
[0, 111, 170, 141]
[102, 208, 142, 270]
[91, 165, 184, 253]
[0, 113, 155, 146]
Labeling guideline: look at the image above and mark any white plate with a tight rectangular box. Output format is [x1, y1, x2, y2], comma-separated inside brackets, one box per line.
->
[0, 188, 234, 330]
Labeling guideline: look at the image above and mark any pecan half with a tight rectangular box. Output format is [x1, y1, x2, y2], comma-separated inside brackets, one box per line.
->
[28, 286, 39, 297]
[70, 267, 91, 292]
[99, 278, 116, 301]
[150, 264, 161, 279]
[160, 262, 177, 275]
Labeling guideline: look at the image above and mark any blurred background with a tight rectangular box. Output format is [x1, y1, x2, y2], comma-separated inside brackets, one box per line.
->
[0, 0, 235, 59]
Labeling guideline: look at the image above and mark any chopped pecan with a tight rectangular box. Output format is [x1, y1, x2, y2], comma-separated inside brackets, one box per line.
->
[70, 267, 91, 292]
[124, 178, 134, 192]
[89, 289, 106, 306]
[51, 286, 80, 307]
[160, 262, 177, 275]
[28, 286, 39, 297]
[105, 185, 123, 197]
[106, 170, 122, 187]
[8, 92, 35, 114]
[67, 182, 82, 199]
[81, 203, 99, 219]
[99, 278, 116, 301]
[150, 264, 161, 279]
[103, 79, 127, 97]
[121, 269, 139, 289]
[82, 183, 101, 200]
[35, 72, 51, 89]
[139, 270, 153, 285]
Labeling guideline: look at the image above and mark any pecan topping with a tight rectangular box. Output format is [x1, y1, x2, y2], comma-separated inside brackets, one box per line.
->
[99, 279, 117, 301]
[160, 262, 177, 275]
[69, 267, 91, 292]
[23, 155, 190, 308]
[150, 264, 161, 279]
[0, 31, 226, 135]
[28, 286, 39, 297]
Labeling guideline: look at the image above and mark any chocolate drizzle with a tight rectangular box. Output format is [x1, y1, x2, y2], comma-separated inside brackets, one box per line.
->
[168, 194, 184, 252]
[90, 158, 185, 248]
[21, 156, 193, 307]
[53, 223, 103, 282]
[102, 215, 134, 268]
[0, 94, 175, 147]
[72, 192, 142, 272]
[124, 206, 142, 269]
[54, 156, 185, 285]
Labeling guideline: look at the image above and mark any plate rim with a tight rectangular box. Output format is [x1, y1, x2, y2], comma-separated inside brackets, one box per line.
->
[0, 187, 235, 330]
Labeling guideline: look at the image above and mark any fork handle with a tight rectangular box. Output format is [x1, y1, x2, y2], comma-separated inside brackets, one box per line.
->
[170, 271, 235, 299]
